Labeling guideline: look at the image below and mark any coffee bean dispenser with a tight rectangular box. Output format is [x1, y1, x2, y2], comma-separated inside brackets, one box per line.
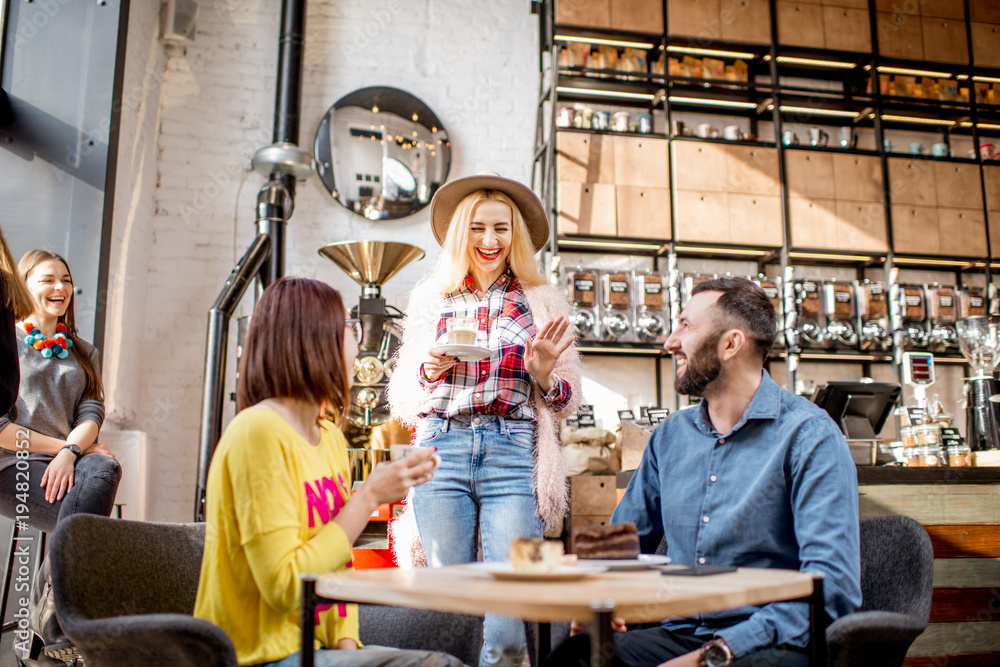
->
[899, 284, 929, 348]
[822, 281, 858, 349]
[926, 284, 958, 353]
[565, 267, 600, 341]
[856, 280, 891, 351]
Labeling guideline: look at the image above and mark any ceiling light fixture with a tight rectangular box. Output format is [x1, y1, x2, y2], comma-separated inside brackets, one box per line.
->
[554, 34, 655, 50]
[973, 75, 1000, 84]
[667, 45, 756, 59]
[780, 106, 859, 118]
[556, 86, 656, 101]
[576, 346, 665, 356]
[669, 96, 757, 109]
[881, 114, 956, 126]
[558, 239, 662, 251]
[776, 56, 856, 69]
[678, 246, 770, 256]
[789, 251, 873, 262]
[877, 65, 954, 78]
[892, 256, 975, 267]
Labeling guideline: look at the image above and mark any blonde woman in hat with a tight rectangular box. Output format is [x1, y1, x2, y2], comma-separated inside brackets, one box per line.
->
[388, 172, 581, 667]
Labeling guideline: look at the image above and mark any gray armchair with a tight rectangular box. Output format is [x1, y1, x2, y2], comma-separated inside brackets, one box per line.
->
[49, 514, 238, 667]
[827, 514, 934, 667]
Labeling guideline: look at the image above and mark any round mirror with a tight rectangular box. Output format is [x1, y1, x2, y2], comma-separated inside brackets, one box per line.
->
[315, 87, 452, 220]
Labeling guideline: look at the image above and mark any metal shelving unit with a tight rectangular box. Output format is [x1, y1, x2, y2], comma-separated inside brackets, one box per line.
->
[532, 0, 1000, 392]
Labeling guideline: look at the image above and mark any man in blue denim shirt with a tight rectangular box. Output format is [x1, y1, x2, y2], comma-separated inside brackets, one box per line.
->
[547, 278, 861, 667]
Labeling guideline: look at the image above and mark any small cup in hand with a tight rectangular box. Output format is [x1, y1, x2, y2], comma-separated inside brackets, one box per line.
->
[389, 444, 442, 472]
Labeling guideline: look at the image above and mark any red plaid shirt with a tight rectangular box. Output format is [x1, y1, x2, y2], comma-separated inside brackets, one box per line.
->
[417, 271, 572, 420]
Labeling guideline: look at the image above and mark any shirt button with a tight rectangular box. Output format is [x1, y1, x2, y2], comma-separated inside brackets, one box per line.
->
[718, 438, 725, 444]
[698, 557, 706, 565]
[703, 516, 710, 523]
[710, 475, 717, 483]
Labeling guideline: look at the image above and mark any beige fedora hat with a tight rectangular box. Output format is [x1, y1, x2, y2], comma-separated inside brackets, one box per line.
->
[429, 171, 550, 252]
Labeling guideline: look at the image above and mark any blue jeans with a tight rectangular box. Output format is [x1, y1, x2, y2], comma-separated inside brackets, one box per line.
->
[257, 646, 466, 667]
[412, 415, 542, 667]
[0, 453, 122, 533]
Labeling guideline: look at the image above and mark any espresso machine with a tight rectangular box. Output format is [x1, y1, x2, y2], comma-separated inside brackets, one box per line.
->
[956, 316, 1000, 451]
[318, 240, 425, 427]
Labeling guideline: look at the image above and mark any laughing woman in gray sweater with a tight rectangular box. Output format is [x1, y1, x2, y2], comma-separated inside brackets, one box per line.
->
[0, 249, 122, 664]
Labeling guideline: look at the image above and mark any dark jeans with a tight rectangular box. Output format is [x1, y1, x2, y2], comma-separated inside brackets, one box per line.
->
[0, 453, 122, 533]
[544, 627, 809, 667]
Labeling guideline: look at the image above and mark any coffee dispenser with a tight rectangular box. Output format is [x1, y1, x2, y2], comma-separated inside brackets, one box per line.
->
[957, 287, 987, 320]
[856, 280, 892, 351]
[634, 271, 669, 343]
[751, 275, 783, 348]
[898, 284, 929, 348]
[319, 240, 425, 427]
[793, 280, 827, 348]
[956, 316, 1000, 451]
[926, 284, 958, 353]
[822, 281, 858, 349]
[565, 267, 600, 341]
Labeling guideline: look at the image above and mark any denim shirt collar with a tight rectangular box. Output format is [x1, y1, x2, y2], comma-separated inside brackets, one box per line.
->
[694, 370, 782, 438]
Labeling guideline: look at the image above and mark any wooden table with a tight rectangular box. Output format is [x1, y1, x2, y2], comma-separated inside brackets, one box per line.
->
[300, 565, 827, 667]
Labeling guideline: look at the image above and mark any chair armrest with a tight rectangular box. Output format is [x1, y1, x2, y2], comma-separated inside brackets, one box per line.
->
[359, 604, 482, 666]
[827, 610, 927, 667]
[827, 610, 926, 645]
[63, 613, 238, 667]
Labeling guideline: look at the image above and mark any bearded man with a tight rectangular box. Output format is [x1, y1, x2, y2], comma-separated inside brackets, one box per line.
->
[547, 278, 861, 667]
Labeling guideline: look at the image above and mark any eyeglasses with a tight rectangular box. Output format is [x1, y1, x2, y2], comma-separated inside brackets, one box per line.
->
[345, 318, 363, 345]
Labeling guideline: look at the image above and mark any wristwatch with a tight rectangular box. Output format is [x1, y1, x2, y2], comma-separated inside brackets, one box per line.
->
[61, 443, 82, 463]
[700, 638, 734, 667]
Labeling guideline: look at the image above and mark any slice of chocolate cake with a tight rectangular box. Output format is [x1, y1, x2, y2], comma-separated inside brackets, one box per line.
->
[573, 522, 640, 559]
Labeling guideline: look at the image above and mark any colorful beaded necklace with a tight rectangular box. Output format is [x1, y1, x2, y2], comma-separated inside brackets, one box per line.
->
[23, 322, 73, 359]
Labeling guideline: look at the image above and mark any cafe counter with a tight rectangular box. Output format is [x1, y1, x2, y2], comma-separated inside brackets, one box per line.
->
[857, 465, 1000, 666]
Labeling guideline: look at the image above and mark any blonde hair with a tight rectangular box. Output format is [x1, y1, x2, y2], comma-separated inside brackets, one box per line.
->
[436, 189, 546, 294]
[0, 227, 32, 319]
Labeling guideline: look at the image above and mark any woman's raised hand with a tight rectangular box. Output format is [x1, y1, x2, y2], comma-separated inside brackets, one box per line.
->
[524, 315, 573, 391]
[421, 350, 460, 382]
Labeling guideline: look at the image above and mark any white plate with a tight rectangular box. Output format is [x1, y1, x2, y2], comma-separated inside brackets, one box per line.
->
[575, 554, 672, 571]
[465, 561, 606, 582]
[431, 343, 491, 362]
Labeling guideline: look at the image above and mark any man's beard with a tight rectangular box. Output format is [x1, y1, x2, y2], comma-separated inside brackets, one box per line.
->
[675, 329, 723, 397]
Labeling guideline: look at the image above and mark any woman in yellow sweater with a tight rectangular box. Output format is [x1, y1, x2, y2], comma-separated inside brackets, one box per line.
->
[195, 278, 462, 667]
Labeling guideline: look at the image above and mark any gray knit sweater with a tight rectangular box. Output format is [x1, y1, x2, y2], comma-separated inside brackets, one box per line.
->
[0, 324, 104, 472]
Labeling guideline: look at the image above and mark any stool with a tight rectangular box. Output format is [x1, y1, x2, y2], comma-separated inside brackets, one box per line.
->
[0, 520, 46, 635]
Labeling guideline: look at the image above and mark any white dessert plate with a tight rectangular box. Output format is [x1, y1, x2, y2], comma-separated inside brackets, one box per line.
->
[574, 554, 672, 571]
[465, 561, 607, 582]
[431, 343, 491, 362]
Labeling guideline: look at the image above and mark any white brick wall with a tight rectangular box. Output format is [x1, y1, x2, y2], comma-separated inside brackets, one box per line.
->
[108, 0, 541, 521]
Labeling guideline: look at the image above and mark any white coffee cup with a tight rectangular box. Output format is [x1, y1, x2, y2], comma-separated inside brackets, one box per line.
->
[389, 444, 442, 472]
[695, 123, 717, 139]
[723, 125, 742, 141]
[447, 316, 478, 346]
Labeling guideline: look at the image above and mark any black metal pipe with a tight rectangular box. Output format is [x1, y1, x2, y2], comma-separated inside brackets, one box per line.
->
[195, 233, 272, 521]
[194, 0, 308, 520]
[259, 0, 305, 289]
[256, 176, 293, 290]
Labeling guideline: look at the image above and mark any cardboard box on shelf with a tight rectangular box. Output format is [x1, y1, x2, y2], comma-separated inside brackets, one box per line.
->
[702, 57, 725, 80]
[682, 56, 702, 78]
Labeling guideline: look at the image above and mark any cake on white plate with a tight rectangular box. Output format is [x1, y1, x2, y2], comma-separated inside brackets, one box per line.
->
[510, 537, 564, 573]
[573, 522, 640, 560]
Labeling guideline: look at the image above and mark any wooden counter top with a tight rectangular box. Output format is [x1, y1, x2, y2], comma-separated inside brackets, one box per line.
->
[856, 466, 1000, 485]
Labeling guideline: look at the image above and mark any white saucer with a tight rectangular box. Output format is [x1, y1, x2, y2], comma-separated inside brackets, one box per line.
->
[465, 561, 606, 582]
[575, 554, 671, 571]
[431, 343, 491, 362]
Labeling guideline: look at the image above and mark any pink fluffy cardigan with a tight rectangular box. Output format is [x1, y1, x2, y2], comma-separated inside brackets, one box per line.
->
[386, 279, 582, 563]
